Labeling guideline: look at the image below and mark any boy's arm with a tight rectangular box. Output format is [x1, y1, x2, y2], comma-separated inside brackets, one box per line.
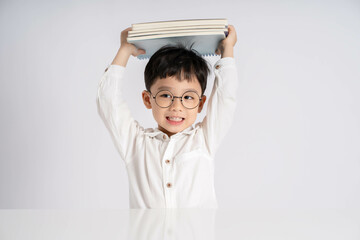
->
[202, 25, 238, 156]
[97, 28, 146, 163]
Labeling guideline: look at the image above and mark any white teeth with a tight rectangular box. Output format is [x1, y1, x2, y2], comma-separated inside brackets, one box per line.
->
[168, 117, 183, 121]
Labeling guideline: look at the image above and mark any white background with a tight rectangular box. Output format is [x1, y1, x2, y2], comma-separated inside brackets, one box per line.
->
[0, 0, 359, 209]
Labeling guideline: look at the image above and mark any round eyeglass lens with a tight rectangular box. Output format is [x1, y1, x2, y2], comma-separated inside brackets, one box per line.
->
[182, 91, 200, 109]
[155, 90, 173, 108]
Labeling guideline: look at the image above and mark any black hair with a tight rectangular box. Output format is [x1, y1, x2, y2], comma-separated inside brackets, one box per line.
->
[144, 43, 210, 96]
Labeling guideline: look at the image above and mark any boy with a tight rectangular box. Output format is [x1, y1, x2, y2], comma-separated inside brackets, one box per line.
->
[97, 25, 238, 208]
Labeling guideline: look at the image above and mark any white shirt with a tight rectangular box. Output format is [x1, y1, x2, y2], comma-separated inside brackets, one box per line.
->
[97, 57, 238, 208]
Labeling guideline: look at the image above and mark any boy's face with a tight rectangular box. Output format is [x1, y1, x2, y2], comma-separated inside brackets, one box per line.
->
[142, 75, 206, 137]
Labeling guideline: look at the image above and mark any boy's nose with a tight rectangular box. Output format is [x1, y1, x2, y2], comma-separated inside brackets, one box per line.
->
[169, 97, 183, 111]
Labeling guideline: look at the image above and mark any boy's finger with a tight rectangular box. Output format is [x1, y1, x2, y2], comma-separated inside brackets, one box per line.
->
[121, 27, 132, 36]
[227, 25, 235, 34]
[136, 49, 146, 56]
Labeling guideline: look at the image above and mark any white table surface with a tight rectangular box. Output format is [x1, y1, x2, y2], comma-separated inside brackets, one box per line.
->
[1, 208, 359, 240]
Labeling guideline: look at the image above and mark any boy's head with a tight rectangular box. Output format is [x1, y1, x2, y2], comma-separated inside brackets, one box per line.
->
[142, 44, 211, 137]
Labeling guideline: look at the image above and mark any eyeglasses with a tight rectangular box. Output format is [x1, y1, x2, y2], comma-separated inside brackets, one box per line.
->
[148, 90, 202, 109]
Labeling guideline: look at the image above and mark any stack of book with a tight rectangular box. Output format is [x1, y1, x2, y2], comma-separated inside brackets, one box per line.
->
[127, 18, 228, 59]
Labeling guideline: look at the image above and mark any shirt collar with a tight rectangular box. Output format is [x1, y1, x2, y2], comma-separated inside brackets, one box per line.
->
[144, 124, 200, 139]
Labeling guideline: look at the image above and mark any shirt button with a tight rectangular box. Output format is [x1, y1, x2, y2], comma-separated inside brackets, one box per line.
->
[163, 135, 167, 140]
[165, 159, 170, 164]
[166, 183, 172, 188]
[215, 64, 220, 69]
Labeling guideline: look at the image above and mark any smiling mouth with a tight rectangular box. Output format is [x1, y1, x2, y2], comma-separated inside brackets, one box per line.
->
[166, 116, 185, 125]
[167, 116, 184, 121]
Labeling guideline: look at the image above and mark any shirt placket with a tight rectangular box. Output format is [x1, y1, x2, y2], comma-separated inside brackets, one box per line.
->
[161, 134, 176, 208]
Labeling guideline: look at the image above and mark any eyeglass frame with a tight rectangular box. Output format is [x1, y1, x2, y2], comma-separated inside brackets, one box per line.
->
[147, 90, 203, 109]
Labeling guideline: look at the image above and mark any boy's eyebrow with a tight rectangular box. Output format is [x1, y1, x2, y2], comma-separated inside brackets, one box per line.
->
[157, 86, 199, 93]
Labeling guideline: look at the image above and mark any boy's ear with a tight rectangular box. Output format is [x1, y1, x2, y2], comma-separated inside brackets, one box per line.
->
[142, 90, 152, 109]
[197, 95, 207, 113]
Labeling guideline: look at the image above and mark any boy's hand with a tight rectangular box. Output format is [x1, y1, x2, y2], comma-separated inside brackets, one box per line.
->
[119, 27, 146, 57]
[215, 24, 237, 58]
[111, 27, 146, 67]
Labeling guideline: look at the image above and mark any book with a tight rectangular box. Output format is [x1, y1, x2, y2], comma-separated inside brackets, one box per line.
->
[131, 18, 228, 31]
[127, 18, 228, 59]
[128, 27, 227, 37]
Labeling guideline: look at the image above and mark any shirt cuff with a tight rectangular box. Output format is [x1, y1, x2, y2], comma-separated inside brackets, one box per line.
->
[105, 64, 126, 77]
[213, 57, 236, 71]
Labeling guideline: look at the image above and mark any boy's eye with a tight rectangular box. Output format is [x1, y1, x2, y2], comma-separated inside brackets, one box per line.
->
[159, 94, 172, 98]
[183, 95, 194, 100]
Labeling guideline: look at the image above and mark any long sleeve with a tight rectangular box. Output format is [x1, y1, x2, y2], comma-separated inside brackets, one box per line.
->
[96, 65, 143, 164]
[201, 57, 239, 156]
